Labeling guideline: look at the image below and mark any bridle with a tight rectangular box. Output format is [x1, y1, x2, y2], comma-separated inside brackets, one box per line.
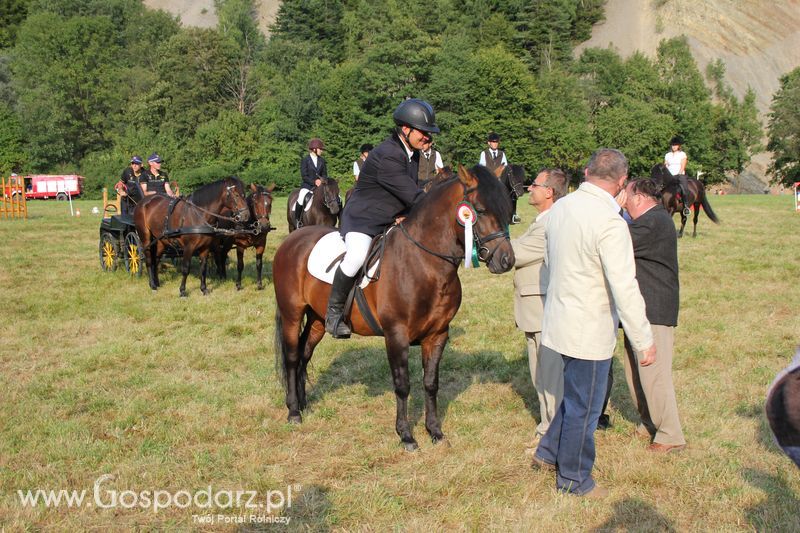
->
[319, 180, 340, 213]
[251, 189, 273, 232]
[224, 183, 250, 223]
[399, 180, 509, 266]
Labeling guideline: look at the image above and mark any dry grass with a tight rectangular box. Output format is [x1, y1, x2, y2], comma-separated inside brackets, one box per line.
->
[0, 193, 799, 530]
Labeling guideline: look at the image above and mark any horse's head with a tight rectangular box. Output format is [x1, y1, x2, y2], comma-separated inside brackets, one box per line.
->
[249, 183, 275, 232]
[650, 163, 673, 186]
[458, 165, 515, 273]
[319, 178, 341, 215]
[496, 165, 526, 198]
[223, 177, 251, 224]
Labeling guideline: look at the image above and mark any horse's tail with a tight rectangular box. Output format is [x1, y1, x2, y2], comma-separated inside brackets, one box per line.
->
[701, 194, 720, 224]
[274, 309, 288, 391]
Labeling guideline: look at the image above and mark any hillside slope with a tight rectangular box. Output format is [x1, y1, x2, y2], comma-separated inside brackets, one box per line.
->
[142, 0, 281, 34]
[576, 0, 800, 190]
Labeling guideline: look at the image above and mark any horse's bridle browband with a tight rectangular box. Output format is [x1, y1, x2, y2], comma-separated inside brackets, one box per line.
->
[398, 182, 509, 266]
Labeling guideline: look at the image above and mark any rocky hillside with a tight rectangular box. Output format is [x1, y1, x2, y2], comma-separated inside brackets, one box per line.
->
[142, 0, 281, 34]
[577, 0, 800, 191]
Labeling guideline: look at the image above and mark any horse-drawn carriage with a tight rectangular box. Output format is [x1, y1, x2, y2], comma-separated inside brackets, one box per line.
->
[98, 178, 275, 296]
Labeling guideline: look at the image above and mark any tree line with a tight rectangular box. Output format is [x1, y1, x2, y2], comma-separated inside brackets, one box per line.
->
[1, 0, 788, 198]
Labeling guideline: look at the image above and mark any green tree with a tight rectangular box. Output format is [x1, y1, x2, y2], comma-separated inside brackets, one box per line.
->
[766, 67, 800, 187]
[0, 101, 26, 173]
[0, 0, 29, 49]
[12, 12, 125, 168]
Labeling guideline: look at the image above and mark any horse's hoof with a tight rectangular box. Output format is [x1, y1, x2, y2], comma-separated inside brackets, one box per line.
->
[257, 284, 264, 291]
[202, 290, 209, 296]
[180, 292, 188, 298]
[236, 285, 242, 291]
[431, 435, 450, 447]
[401, 440, 419, 452]
[287, 414, 302, 424]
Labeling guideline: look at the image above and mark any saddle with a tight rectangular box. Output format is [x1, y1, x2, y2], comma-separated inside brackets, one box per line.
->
[308, 228, 394, 335]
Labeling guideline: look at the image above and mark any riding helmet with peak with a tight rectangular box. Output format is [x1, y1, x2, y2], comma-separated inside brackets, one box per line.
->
[487, 132, 501, 142]
[393, 99, 440, 134]
[308, 138, 325, 151]
[670, 135, 684, 146]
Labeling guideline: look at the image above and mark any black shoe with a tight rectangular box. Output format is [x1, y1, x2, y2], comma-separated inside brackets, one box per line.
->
[596, 414, 611, 430]
[325, 268, 356, 338]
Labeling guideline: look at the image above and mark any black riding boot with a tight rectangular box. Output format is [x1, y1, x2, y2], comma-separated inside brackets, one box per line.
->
[325, 267, 357, 338]
[679, 177, 691, 216]
[294, 202, 305, 228]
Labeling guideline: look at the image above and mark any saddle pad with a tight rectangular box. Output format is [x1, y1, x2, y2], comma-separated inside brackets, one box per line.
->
[292, 190, 314, 212]
[308, 231, 378, 289]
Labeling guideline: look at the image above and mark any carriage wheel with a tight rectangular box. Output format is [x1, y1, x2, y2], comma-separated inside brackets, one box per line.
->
[99, 233, 119, 272]
[124, 231, 144, 277]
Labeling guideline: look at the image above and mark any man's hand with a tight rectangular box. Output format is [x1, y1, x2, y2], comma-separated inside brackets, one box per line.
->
[614, 188, 628, 208]
[639, 344, 657, 366]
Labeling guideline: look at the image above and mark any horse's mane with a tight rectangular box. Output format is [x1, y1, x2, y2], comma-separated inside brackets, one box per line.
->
[409, 165, 512, 224]
[189, 176, 243, 205]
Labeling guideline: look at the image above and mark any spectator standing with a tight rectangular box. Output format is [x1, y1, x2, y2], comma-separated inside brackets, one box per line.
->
[533, 148, 656, 498]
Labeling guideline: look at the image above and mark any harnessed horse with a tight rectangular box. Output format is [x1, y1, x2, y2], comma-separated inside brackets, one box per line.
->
[134, 177, 250, 297]
[214, 184, 276, 290]
[272, 165, 514, 450]
[287, 178, 341, 232]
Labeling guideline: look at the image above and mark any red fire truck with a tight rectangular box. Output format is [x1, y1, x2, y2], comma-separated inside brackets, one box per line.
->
[4, 174, 85, 200]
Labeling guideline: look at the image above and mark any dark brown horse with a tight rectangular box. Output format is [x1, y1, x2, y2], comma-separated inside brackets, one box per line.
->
[651, 163, 719, 238]
[214, 183, 275, 290]
[286, 178, 341, 232]
[134, 177, 250, 297]
[273, 165, 515, 450]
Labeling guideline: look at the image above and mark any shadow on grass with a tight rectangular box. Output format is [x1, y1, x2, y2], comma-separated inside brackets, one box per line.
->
[590, 498, 677, 532]
[237, 484, 332, 532]
[742, 468, 800, 530]
[735, 400, 779, 454]
[305, 344, 537, 437]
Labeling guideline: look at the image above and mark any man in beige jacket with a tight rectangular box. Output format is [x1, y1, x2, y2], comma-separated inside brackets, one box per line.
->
[533, 148, 656, 498]
[511, 169, 568, 444]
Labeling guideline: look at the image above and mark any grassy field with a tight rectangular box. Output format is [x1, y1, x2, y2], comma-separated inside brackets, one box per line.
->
[1, 193, 799, 531]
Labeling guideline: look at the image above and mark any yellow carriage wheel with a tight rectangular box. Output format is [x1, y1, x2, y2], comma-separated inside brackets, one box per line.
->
[124, 231, 144, 277]
[99, 233, 119, 271]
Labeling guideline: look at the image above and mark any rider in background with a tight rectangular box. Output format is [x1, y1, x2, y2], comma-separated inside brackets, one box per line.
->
[325, 98, 439, 338]
[140, 153, 176, 198]
[295, 138, 328, 226]
[352, 143, 373, 181]
[480, 132, 520, 224]
[116, 155, 146, 214]
[665, 136, 691, 216]
[418, 138, 444, 186]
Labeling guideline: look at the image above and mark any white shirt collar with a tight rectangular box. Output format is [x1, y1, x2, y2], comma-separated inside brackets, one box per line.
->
[310, 153, 318, 166]
[535, 208, 551, 222]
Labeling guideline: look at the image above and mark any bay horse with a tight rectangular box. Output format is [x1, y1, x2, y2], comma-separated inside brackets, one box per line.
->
[273, 165, 515, 450]
[286, 178, 341, 232]
[214, 183, 275, 290]
[134, 177, 250, 297]
[650, 163, 719, 238]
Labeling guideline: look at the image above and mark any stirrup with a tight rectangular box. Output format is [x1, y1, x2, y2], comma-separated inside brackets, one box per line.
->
[325, 313, 351, 339]
[682, 207, 691, 216]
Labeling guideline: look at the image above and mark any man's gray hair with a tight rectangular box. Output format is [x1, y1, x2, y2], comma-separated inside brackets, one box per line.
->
[586, 148, 628, 182]
[541, 168, 568, 201]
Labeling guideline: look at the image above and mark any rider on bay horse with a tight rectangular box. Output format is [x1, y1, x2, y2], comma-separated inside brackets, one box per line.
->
[295, 138, 329, 227]
[665, 135, 691, 216]
[325, 98, 439, 338]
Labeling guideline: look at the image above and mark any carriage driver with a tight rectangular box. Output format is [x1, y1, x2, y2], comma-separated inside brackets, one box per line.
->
[325, 98, 439, 338]
[665, 136, 691, 216]
[115, 155, 146, 214]
[140, 153, 176, 198]
[295, 138, 329, 227]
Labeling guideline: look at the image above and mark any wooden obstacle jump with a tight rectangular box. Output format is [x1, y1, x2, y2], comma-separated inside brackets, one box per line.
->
[1, 176, 28, 220]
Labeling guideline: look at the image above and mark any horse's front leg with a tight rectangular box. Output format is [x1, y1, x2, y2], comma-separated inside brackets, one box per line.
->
[691, 203, 700, 238]
[421, 331, 449, 444]
[678, 211, 687, 238]
[199, 250, 210, 295]
[236, 247, 245, 290]
[385, 331, 417, 451]
[255, 248, 265, 290]
[179, 247, 192, 297]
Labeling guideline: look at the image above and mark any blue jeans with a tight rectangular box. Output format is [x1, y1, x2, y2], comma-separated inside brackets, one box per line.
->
[535, 351, 612, 495]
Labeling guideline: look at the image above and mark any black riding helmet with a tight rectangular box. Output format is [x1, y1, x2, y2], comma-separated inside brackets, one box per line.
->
[487, 132, 501, 142]
[670, 135, 684, 146]
[393, 99, 440, 134]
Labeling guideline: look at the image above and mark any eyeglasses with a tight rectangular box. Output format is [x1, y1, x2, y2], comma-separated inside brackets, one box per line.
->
[530, 182, 550, 188]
